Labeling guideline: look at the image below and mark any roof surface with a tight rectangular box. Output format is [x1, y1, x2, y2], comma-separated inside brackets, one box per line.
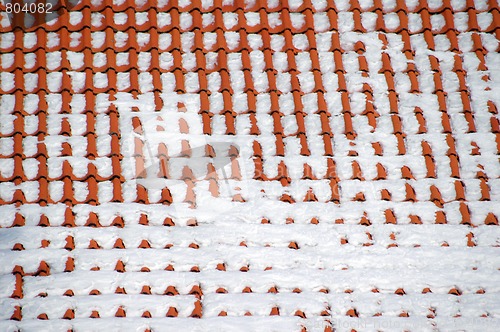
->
[1, 0, 500, 330]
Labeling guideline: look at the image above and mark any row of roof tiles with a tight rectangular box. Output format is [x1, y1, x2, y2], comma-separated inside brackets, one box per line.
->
[1, 83, 495, 117]
[3, 160, 496, 184]
[2, 0, 496, 13]
[4, 6, 499, 35]
[5, 246, 500, 276]
[1, 0, 496, 13]
[1, 99, 497, 128]
[0, 179, 495, 208]
[3, 210, 498, 230]
[1, 135, 497, 174]
[5, 244, 500, 270]
[2, 27, 498, 55]
[4, 226, 499, 253]
[3, 43, 491, 73]
[0, 68, 490, 98]
[2, 107, 499, 144]
[4, 235, 489, 253]
[2, 126, 498, 172]
[1, 178, 495, 209]
[5, 267, 492, 294]
[7, 290, 495, 321]
[9, 306, 201, 321]
[3, 131, 497, 158]
[1, 52, 491, 85]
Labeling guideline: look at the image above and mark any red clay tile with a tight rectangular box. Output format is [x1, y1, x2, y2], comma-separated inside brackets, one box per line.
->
[401, 166, 414, 180]
[448, 155, 460, 178]
[10, 307, 22, 321]
[394, 133, 406, 155]
[434, 211, 447, 224]
[381, 189, 391, 201]
[459, 202, 472, 225]
[453, 180, 466, 201]
[0, 0, 498, 327]
[485, 213, 499, 225]
[115, 286, 126, 294]
[410, 214, 422, 224]
[36, 313, 48, 320]
[429, 185, 444, 208]
[346, 308, 359, 317]
[422, 156, 436, 178]
[375, 163, 387, 180]
[385, 209, 397, 224]
[115, 260, 126, 273]
[479, 179, 491, 201]
[353, 192, 365, 202]
[113, 239, 125, 249]
[463, 110, 477, 133]
[413, 109, 426, 133]
[34, 261, 50, 276]
[275, 134, 286, 157]
[114, 307, 126, 318]
[88, 239, 101, 249]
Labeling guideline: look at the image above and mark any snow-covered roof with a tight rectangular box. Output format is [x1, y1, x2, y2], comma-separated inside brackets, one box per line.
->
[1, 0, 500, 330]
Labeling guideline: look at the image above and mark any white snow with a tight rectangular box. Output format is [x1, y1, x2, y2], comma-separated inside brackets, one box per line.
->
[224, 13, 238, 29]
[91, 32, 106, 49]
[267, 13, 282, 29]
[180, 12, 193, 30]
[290, 13, 305, 30]
[137, 33, 150, 48]
[225, 32, 240, 50]
[384, 13, 400, 31]
[138, 52, 152, 72]
[1, 2, 500, 331]
[202, 13, 214, 28]
[247, 34, 263, 50]
[312, 0, 327, 11]
[1, 54, 14, 69]
[381, 0, 397, 11]
[293, 34, 309, 50]
[245, 12, 260, 26]
[361, 12, 377, 32]
[203, 32, 217, 50]
[157, 13, 172, 28]
[431, 14, 446, 32]
[46, 32, 60, 48]
[454, 12, 469, 33]
[270, 35, 285, 51]
[0, 32, 14, 49]
[24, 32, 37, 50]
[338, 12, 354, 33]
[159, 33, 172, 50]
[114, 32, 128, 49]
[473, 0, 489, 11]
[136, 12, 149, 26]
[313, 12, 330, 32]
[267, 0, 280, 8]
[334, 0, 350, 11]
[91, 12, 104, 27]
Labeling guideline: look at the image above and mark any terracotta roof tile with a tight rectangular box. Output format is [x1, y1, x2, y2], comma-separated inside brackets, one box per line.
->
[1, 0, 499, 329]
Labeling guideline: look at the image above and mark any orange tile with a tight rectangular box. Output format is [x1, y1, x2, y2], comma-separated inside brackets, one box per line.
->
[0, 1, 498, 328]
[485, 213, 499, 225]
[452, 180, 466, 201]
